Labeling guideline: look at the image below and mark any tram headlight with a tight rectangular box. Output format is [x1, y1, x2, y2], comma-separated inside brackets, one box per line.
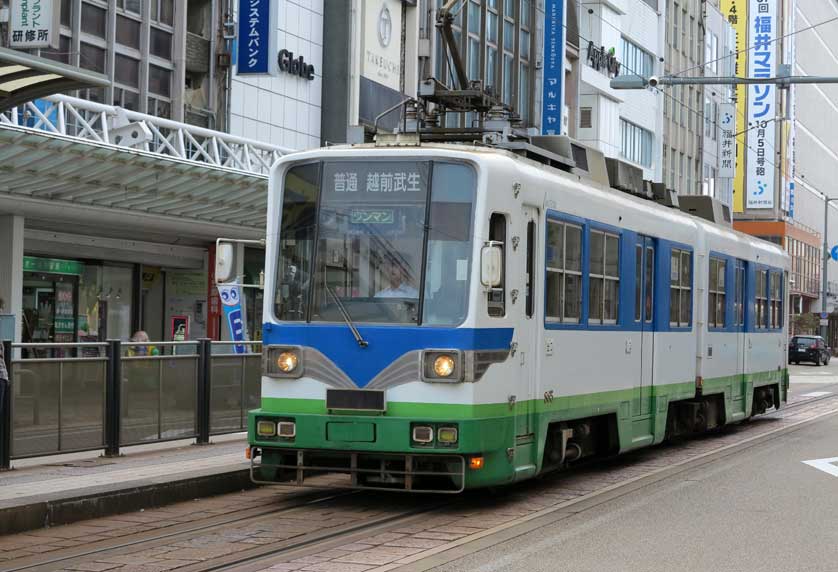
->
[256, 419, 276, 437]
[422, 350, 463, 382]
[277, 352, 298, 373]
[264, 346, 303, 378]
[434, 355, 456, 377]
[412, 425, 434, 444]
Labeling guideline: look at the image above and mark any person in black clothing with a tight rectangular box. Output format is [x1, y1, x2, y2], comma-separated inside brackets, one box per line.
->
[0, 329, 7, 449]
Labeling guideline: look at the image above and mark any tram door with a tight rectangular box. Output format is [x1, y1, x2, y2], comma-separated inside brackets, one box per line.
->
[637, 237, 655, 416]
[735, 261, 747, 414]
[515, 206, 539, 438]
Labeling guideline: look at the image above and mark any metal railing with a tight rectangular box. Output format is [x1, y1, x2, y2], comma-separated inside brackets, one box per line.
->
[0, 95, 293, 176]
[0, 339, 262, 469]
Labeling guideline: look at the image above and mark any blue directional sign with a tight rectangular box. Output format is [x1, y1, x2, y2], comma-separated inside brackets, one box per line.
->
[831, 245, 838, 262]
[237, 0, 271, 74]
[541, 0, 565, 135]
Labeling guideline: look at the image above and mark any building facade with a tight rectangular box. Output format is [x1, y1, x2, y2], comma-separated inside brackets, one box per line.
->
[662, 0, 703, 196]
[227, 0, 324, 149]
[576, 0, 664, 182]
[0, 0, 222, 126]
[701, 0, 735, 208]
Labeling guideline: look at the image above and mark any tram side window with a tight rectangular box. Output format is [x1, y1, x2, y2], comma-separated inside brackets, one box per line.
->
[645, 246, 654, 323]
[770, 271, 782, 328]
[755, 269, 768, 329]
[634, 245, 642, 322]
[545, 220, 582, 323]
[589, 230, 619, 325]
[708, 258, 726, 328]
[487, 213, 506, 317]
[275, 163, 319, 321]
[669, 248, 692, 327]
[734, 262, 744, 326]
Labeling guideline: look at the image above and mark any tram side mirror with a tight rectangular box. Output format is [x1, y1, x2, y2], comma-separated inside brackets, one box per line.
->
[215, 242, 236, 284]
[480, 242, 504, 288]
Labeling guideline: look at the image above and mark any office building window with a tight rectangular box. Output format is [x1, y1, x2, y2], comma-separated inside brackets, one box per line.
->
[620, 119, 653, 167]
[621, 37, 653, 78]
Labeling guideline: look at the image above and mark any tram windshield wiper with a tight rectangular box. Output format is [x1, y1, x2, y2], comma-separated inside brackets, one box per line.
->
[325, 285, 369, 348]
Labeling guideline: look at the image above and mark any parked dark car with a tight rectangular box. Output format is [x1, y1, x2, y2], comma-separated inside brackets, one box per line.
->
[789, 335, 831, 366]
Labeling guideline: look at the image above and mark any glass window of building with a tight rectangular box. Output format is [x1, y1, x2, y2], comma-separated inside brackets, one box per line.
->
[81, 2, 108, 38]
[80, 42, 107, 73]
[149, 65, 172, 97]
[435, 0, 533, 127]
[118, 0, 142, 14]
[115, 54, 140, 88]
[151, 0, 174, 26]
[620, 119, 652, 167]
[621, 37, 653, 78]
[61, 0, 72, 26]
[150, 27, 173, 59]
[117, 15, 142, 49]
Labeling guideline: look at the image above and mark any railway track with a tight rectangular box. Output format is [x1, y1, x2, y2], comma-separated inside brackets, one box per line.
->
[3, 390, 837, 572]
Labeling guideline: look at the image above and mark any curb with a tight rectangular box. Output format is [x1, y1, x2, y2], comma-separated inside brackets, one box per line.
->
[0, 468, 255, 536]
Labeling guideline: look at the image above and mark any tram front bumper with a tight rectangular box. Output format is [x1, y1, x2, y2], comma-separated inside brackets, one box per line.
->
[248, 410, 517, 491]
[250, 447, 467, 493]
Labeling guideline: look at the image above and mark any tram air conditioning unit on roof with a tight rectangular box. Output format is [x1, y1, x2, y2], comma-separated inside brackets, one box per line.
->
[677, 195, 732, 226]
[604, 158, 648, 199]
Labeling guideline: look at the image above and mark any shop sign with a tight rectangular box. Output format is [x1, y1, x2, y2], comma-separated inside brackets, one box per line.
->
[361, 0, 402, 91]
[718, 103, 736, 178]
[171, 315, 188, 342]
[746, 0, 776, 209]
[541, 0, 566, 135]
[236, 0, 271, 74]
[218, 283, 247, 354]
[277, 49, 315, 80]
[168, 271, 206, 297]
[23, 256, 83, 275]
[721, 0, 748, 213]
[54, 282, 74, 341]
[586, 42, 621, 78]
[8, 0, 60, 49]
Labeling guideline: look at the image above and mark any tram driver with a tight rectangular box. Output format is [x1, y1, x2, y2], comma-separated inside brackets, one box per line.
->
[375, 259, 418, 299]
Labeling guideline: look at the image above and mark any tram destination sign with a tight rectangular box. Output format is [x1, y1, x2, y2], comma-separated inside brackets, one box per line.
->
[323, 162, 429, 203]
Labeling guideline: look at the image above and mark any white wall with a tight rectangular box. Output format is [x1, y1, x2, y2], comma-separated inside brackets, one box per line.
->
[578, 0, 663, 181]
[229, 0, 324, 150]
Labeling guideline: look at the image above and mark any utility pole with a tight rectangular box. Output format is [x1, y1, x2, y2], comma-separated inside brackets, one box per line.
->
[822, 199, 838, 340]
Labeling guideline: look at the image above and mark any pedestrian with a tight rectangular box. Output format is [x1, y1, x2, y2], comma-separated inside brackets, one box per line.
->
[0, 301, 8, 438]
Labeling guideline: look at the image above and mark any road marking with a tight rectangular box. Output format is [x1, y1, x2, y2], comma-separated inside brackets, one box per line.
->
[800, 391, 834, 398]
[802, 457, 838, 478]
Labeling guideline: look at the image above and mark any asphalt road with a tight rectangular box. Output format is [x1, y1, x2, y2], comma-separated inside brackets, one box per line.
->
[788, 358, 838, 399]
[432, 398, 838, 571]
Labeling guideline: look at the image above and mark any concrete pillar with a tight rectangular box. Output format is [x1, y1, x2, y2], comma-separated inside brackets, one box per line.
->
[0, 215, 24, 343]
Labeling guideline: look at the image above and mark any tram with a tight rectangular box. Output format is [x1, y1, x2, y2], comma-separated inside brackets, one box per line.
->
[246, 135, 789, 492]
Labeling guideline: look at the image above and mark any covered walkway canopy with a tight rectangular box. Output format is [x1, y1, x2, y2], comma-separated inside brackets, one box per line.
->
[0, 94, 294, 244]
[0, 47, 109, 112]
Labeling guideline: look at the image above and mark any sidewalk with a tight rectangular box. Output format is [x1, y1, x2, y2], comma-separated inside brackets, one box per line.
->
[0, 434, 252, 535]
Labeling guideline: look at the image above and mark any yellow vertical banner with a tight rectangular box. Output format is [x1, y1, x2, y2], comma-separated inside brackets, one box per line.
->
[721, 0, 748, 213]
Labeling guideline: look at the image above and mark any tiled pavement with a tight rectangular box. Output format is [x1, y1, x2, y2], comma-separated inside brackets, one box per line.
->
[0, 436, 249, 507]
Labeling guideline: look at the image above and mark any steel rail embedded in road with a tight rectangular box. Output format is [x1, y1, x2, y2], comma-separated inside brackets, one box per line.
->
[2, 488, 359, 572]
[4, 391, 838, 572]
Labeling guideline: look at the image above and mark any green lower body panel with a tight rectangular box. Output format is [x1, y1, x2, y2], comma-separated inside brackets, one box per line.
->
[249, 370, 787, 491]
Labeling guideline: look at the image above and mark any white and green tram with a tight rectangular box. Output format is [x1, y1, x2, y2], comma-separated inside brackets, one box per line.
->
[249, 139, 789, 492]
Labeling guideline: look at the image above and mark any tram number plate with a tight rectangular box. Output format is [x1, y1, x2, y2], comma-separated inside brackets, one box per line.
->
[351, 209, 394, 224]
[326, 389, 386, 411]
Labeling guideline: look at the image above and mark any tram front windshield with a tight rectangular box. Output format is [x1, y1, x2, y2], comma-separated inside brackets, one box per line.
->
[274, 160, 476, 326]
